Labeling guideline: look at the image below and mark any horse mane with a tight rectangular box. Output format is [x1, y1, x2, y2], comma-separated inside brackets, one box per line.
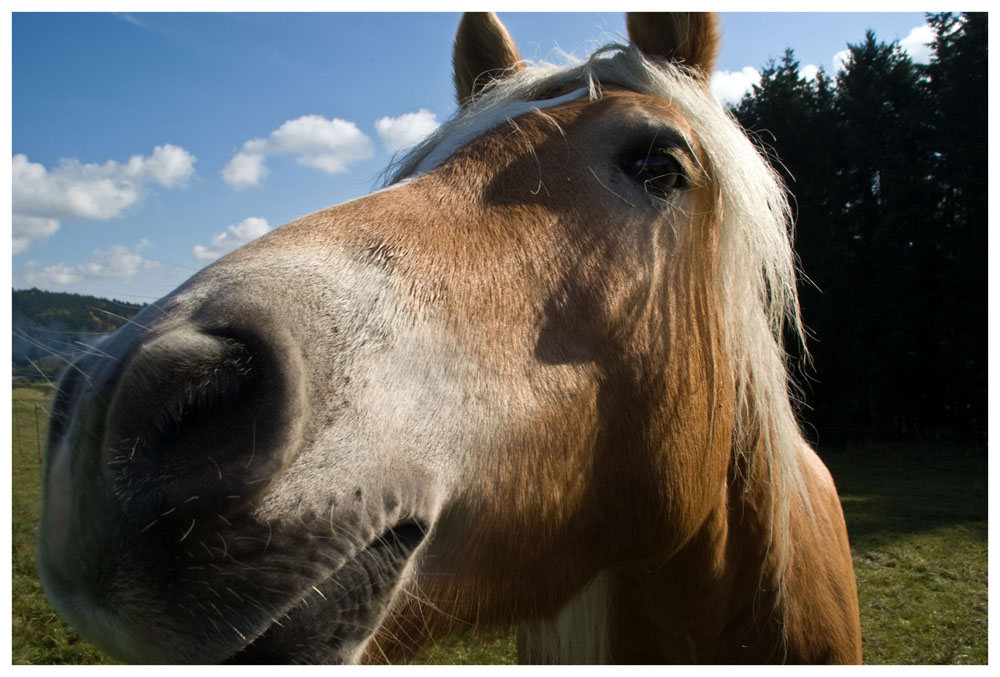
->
[386, 44, 810, 582]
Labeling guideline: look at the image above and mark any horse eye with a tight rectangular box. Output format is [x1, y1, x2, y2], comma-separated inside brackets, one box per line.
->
[626, 149, 687, 198]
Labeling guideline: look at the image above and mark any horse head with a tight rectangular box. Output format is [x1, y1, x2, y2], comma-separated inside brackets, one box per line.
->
[38, 12, 861, 664]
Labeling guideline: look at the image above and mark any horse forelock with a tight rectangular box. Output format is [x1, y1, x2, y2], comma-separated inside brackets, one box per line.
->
[388, 43, 809, 573]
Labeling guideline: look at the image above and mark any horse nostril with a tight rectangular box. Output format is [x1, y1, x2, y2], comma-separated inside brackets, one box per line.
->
[103, 328, 292, 519]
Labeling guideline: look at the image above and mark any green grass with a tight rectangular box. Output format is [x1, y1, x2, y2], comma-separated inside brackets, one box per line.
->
[408, 632, 517, 665]
[12, 387, 986, 664]
[823, 444, 988, 664]
[11, 386, 119, 665]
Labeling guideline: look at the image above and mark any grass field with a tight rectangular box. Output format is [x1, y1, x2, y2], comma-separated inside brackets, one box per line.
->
[12, 385, 119, 665]
[12, 386, 987, 664]
[825, 444, 988, 664]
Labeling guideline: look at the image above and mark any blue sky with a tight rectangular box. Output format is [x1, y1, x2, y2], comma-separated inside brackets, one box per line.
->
[11, 11, 933, 303]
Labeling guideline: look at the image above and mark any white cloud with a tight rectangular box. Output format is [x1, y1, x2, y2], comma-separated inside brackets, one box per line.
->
[375, 109, 441, 153]
[267, 115, 369, 156]
[78, 239, 157, 280]
[295, 152, 354, 174]
[711, 66, 762, 105]
[799, 64, 821, 81]
[22, 239, 159, 286]
[222, 115, 373, 188]
[831, 22, 934, 75]
[11, 145, 196, 253]
[22, 261, 82, 287]
[900, 24, 935, 65]
[14, 154, 138, 221]
[221, 151, 269, 190]
[138, 144, 197, 187]
[833, 49, 851, 73]
[193, 217, 271, 262]
[13, 216, 60, 255]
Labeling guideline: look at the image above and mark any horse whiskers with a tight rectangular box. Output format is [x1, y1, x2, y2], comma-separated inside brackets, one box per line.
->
[89, 306, 151, 332]
[14, 327, 79, 358]
[14, 328, 94, 386]
[402, 582, 463, 626]
[73, 339, 119, 361]
[244, 417, 259, 470]
[197, 540, 216, 561]
[366, 629, 394, 665]
[21, 332, 114, 362]
[24, 356, 58, 389]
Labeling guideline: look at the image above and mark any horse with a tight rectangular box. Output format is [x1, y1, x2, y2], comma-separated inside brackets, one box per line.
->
[37, 12, 862, 664]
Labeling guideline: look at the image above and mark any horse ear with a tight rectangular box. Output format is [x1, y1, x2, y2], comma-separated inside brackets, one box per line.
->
[453, 12, 524, 107]
[626, 12, 720, 76]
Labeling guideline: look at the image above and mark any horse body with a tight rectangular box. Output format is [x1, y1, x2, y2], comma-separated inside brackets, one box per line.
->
[37, 13, 861, 664]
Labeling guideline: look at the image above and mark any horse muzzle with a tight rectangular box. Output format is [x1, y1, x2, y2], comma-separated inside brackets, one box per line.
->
[37, 267, 438, 663]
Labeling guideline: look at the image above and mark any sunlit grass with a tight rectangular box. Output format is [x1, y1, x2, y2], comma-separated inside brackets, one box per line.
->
[11, 386, 119, 665]
[823, 445, 987, 664]
[12, 387, 986, 664]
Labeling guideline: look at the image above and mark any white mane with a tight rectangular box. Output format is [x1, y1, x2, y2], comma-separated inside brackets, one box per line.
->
[389, 44, 810, 575]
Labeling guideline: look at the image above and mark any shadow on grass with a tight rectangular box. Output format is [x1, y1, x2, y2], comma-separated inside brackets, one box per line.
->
[818, 444, 987, 549]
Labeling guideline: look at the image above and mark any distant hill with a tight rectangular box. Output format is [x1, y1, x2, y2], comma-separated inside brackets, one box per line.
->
[12, 288, 147, 381]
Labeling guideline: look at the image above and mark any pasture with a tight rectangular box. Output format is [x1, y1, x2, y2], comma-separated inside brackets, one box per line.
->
[12, 385, 986, 664]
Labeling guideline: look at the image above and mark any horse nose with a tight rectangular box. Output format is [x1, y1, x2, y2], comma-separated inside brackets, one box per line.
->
[100, 324, 303, 520]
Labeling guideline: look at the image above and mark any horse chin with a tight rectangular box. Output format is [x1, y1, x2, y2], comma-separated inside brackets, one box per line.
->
[223, 519, 429, 665]
[41, 513, 429, 665]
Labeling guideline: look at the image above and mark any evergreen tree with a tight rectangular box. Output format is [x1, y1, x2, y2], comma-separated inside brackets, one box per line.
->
[920, 13, 988, 436]
[731, 15, 987, 445]
[833, 30, 934, 437]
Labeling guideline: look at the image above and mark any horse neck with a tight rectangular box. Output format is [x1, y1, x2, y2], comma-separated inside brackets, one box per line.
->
[517, 429, 792, 664]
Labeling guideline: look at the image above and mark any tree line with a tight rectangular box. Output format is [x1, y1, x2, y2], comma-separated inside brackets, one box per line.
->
[12, 288, 145, 379]
[732, 13, 987, 445]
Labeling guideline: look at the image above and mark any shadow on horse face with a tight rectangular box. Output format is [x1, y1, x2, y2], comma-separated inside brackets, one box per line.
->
[38, 13, 862, 664]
